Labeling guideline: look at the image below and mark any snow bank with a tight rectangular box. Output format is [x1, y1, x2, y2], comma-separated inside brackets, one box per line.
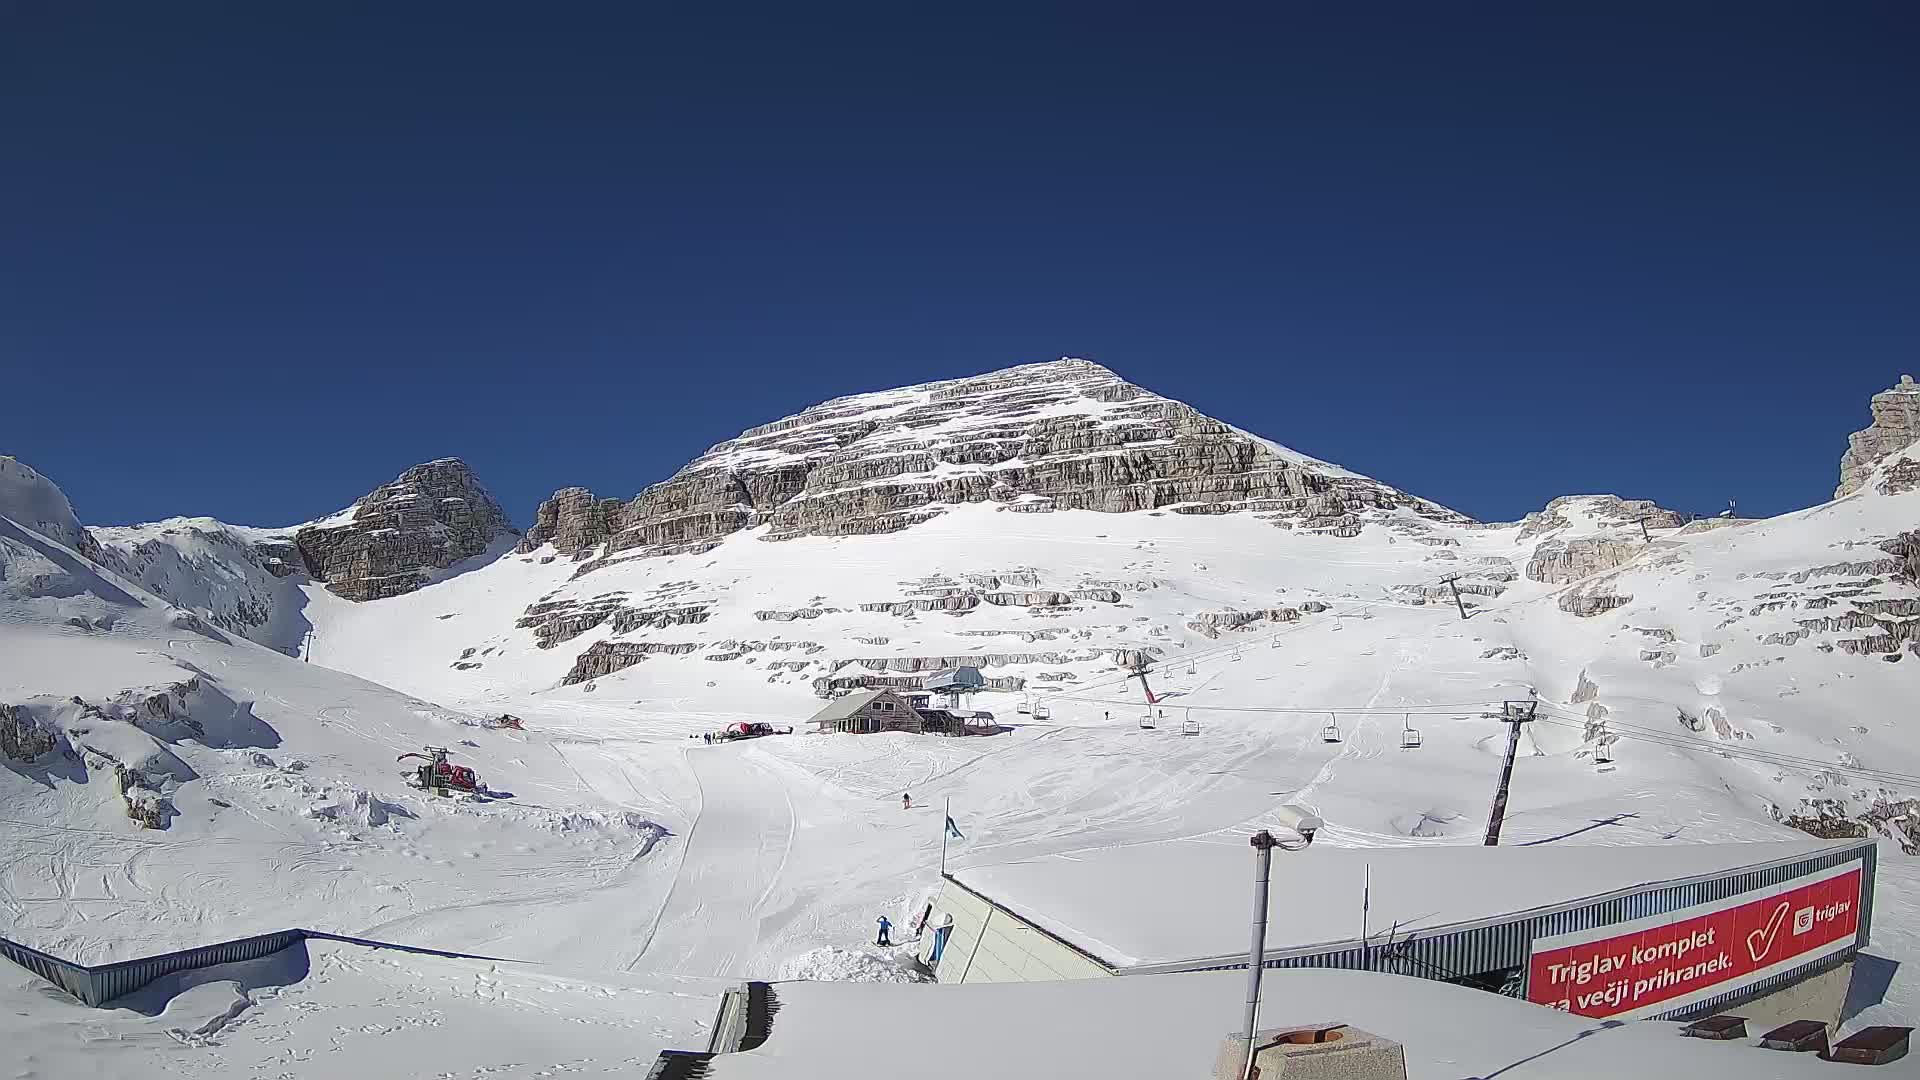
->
[775, 946, 929, 983]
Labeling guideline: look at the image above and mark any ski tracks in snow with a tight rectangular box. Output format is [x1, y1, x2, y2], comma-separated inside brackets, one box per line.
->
[628, 748, 796, 978]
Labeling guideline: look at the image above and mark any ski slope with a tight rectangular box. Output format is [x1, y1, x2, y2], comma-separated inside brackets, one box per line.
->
[5, 359, 1919, 1077]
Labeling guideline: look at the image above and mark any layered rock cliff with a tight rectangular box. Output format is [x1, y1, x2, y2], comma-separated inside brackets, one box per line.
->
[1838, 374, 1920, 498]
[294, 459, 516, 601]
[519, 358, 1465, 562]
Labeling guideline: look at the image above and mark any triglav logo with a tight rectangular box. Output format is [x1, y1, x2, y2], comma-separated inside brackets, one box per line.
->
[1793, 906, 1815, 936]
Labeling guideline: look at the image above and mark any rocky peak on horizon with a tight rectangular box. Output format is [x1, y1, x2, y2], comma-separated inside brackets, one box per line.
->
[294, 458, 516, 601]
[518, 357, 1464, 565]
[1838, 374, 1920, 498]
[0, 455, 102, 561]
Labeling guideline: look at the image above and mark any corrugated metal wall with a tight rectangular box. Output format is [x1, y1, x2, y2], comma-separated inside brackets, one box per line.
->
[1112, 840, 1878, 1023]
[0, 928, 306, 1007]
[0, 934, 93, 1003]
[85, 930, 307, 1006]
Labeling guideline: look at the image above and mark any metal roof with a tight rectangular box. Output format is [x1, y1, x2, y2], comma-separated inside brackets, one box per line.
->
[922, 666, 985, 692]
[952, 838, 1867, 971]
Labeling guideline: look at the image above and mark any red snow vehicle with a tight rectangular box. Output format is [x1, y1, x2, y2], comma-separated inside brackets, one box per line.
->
[399, 746, 481, 795]
[715, 722, 792, 742]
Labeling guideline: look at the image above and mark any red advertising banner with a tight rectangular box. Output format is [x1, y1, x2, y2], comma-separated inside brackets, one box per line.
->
[1528, 863, 1862, 1018]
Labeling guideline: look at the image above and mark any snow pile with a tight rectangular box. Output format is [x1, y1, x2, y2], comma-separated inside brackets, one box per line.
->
[776, 946, 929, 984]
[305, 788, 411, 828]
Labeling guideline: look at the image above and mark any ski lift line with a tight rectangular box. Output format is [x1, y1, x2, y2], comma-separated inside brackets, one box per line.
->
[1527, 714, 1920, 787]
[1527, 699, 1920, 776]
[1528, 713, 1920, 785]
[1535, 723, 1920, 787]
[1046, 570, 1481, 702]
[1048, 695, 1509, 715]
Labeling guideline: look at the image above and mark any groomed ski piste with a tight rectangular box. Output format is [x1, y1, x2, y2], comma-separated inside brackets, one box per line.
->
[5, 369, 1919, 1075]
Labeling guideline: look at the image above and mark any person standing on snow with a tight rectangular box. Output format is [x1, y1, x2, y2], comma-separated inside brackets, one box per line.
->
[876, 915, 893, 947]
[901, 793, 912, 810]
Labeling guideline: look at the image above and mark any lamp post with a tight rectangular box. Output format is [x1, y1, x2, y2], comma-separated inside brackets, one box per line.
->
[1240, 809, 1318, 1080]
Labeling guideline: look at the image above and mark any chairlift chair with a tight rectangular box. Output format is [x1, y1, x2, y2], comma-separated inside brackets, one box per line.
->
[1139, 712, 1156, 730]
[1399, 713, 1422, 750]
[1187, 660, 1197, 675]
[1180, 709, 1200, 736]
[1321, 713, 1341, 743]
[1595, 742, 1615, 770]
[1033, 702, 1051, 720]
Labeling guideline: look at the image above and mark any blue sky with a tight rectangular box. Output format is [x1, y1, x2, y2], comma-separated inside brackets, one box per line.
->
[3, 3, 1915, 527]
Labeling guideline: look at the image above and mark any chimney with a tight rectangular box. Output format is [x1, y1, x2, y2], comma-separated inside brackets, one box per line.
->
[1213, 1023, 1408, 1080]
[1758, 1019, 1829, 1055]
[1829, 1026, 1912, 1066]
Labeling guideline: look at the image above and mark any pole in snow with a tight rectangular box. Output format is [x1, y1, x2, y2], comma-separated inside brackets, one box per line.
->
[941, 796, 951, 876]
[1241, 830, 1278, 1080]
[1483, 699, 1537, 846]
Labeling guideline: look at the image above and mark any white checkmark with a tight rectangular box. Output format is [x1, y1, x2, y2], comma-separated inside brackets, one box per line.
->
[1747, 901, 1790, 962]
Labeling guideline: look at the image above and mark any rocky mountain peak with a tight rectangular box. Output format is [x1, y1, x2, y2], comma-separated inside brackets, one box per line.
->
[518, 358, 1464, 566]
[295, 458, 515, 601]
[1837, 374, 1920, 498]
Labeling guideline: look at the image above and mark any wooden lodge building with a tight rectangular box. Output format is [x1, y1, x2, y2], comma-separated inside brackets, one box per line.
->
[808, 688, 1000, 736]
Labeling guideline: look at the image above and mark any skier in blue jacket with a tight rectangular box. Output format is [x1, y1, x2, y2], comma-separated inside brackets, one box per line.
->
[876, 915, 893, 947]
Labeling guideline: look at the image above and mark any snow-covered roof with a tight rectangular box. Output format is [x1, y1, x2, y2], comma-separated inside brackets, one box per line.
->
[952, 838, 1848, 969]
[699, 966, 1839, 1079]
[808, 688, 897, 722]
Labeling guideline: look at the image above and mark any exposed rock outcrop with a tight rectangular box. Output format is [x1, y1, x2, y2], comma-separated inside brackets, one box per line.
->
[517, 486, 626, 556]
[528, 360, 1465, 564]
[0, 703, 62, 761]
[1559, 582, 1632, 617]
[561, 640, 705, 684]
[1186, 607, 1302, 638]
[1515, 495, 1684, 541]
[1525, 536, 1642, 585]
[811, 673, 1026, 698]
[1837, 375, 1920, 497]
[519, 595, 714, 649]
[295, 459, 515, 601]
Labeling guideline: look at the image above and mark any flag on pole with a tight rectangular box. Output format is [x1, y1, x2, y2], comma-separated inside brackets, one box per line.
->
[945, 815, 965, 840]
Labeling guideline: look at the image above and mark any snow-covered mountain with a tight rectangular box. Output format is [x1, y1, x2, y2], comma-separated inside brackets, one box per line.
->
[4, 362, 1920, 1065]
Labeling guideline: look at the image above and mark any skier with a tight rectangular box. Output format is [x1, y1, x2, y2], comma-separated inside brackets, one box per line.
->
[901, 793, 912, 810]
[876, 915, 893, 947]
